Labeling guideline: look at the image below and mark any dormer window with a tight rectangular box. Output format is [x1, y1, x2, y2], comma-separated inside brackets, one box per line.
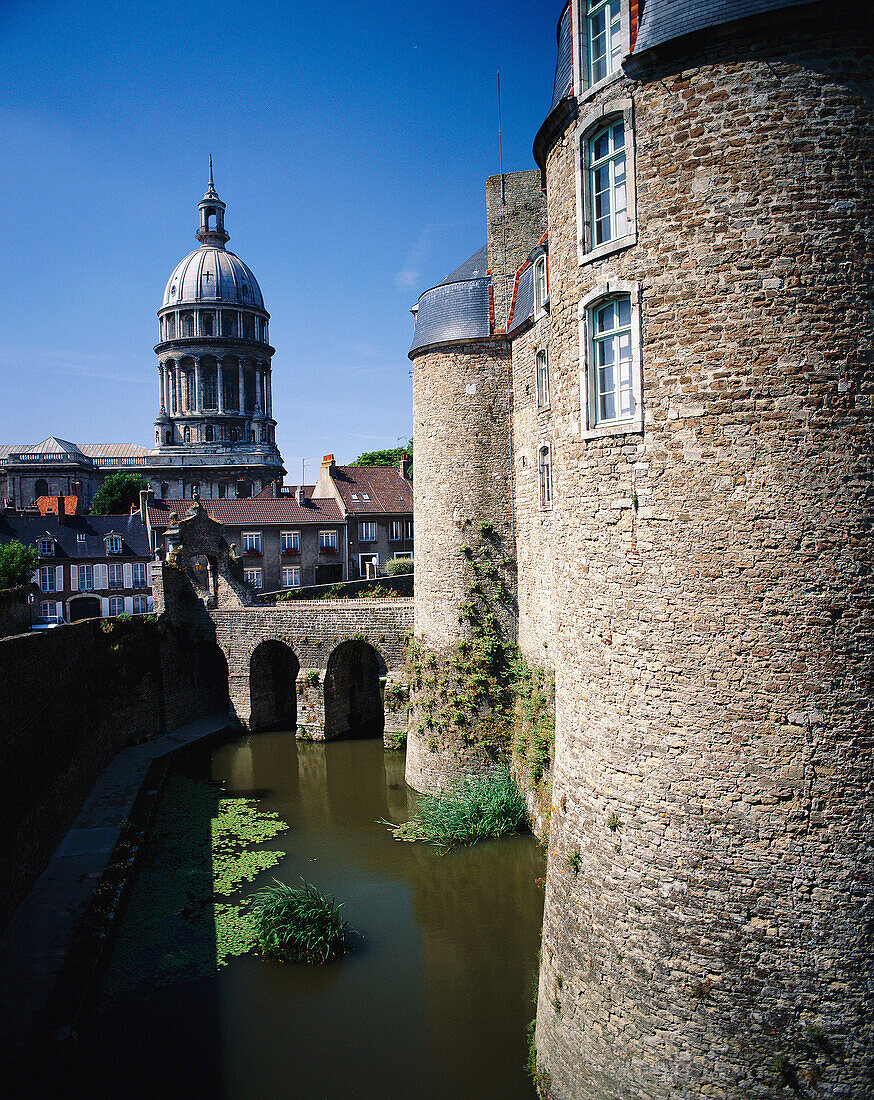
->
[38, 538, 54, 556]
[361, 493, 370, 501]
[77, 533, 85, 543]
[106, 535, 122, 555]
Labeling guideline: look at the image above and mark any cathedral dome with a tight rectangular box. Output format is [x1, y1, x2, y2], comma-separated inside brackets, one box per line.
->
[162, 248, 264, 309]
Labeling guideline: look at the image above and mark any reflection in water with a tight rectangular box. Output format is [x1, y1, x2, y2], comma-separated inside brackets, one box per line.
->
[78, 734, 544, 1099]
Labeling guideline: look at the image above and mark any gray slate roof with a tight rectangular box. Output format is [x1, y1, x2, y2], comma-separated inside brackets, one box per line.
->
[551, 3, 573, 110]
[634, 0, 817, 53]
[410, 246, 492, 355]
[0, 513, 151, 558]
[508, 263, 536, 337]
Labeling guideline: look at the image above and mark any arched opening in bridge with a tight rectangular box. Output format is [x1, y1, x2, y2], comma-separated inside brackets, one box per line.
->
[69, 595, 101, 622]
[323, 640, 385, 740]
[195, 642, 230, 715]
[249, 641, 299, 732]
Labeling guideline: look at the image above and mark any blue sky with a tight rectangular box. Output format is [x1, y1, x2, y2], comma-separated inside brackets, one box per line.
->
[0, 0, 559, 476]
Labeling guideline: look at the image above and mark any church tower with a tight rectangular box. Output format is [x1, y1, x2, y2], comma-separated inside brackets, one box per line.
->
[152, 162, 284, 499]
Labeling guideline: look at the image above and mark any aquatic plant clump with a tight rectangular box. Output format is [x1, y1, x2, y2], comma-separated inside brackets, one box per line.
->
[252, 879, 352, 964]
[386, 766, 527, 849]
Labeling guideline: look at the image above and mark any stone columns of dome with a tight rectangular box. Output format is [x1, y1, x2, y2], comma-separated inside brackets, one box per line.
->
[158, 365, 165, 414]
[175, 365, 182, 417]
[266, 370, 272, 418]
[238, 362, 245, 414]
[217, 360, 225, 413]
[255, 366, 263, 412]
[194, 358, 202, 413]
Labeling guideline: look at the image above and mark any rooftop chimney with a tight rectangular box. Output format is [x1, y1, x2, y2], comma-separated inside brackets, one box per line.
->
[321, 454, 335, 473]
[398, 454, 412, 481]
[298, 486, 306, 505]
[56, 494, 65, 525]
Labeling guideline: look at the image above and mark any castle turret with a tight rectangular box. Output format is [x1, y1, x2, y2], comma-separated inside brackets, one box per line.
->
[527, 1, 874, 1096]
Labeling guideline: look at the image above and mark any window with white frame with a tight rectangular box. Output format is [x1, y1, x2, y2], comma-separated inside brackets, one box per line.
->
[539, 446, 553, 509]
[405, 520, 414, 541]
[319, 530, 337, 551]
[243, 567, 263, 589]
[593, 296, 633, 424]
[105, 535, 122, 554]
[579, 284, 643, 436]
[133, 595, 149, 614]
[40, 601, 55, 619]
[109, 597, 124, 616]
[586, 0, 621, 87]
[534, 254, 548, 317]
[536, 349, 550, 409]
[242, 532, 261, 554]
[77, 533, 85, 543]
[282, 566, 301, 588]
[132, 562, 148, 588]
[389, 521, 403, 542]
[38, 538, 54, 556]
[590, 121, 627, 248]
[39, 566, 55, 592]
[359, 522, 377, 543]
[108, 563, 124, 590]
[281, 530, 300, 552]
[78, 565, 94, 591]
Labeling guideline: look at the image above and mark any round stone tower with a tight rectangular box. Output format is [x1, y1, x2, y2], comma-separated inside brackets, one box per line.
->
[151, 160, 284, 500]
[531, 1, 873, 1097]
[406, 247, 516, 792]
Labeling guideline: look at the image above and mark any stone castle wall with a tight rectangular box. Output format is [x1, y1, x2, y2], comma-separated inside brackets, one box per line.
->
[487, 170, 549, 331]
[534, 13, 874, 1099]
[0, 616, 223, 926]
[0, 585, 35, 639]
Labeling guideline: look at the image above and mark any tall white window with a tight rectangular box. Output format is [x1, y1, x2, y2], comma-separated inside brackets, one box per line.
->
[590, 121, 627, 247]
[109, 597, 124, 616]
[389, 521, 403, 542]
[405, 520, 414, 541]
[106, 535, 122, 554]
[359, 522, 377, 543]
[243, 567, 263, 589]
[38, 538, 54, 556]
[78, 565, 94, 591]
[133, 595, 149, 614]
[40, 601, 55, 619]
[592, 295, 634, 424]
[132, 562, 148, 588]
[281, 530, 300, 552]
[539, 446, 553, 508]
[319, 530, 337, 551]
[587, 0, 621, 86]
[242, 532, 262, 554]
[534, 255, 548, 317]
[536, 349, 550, 409]
[108, 564, 124, 590]
[39, 566, 55, 593]
[282, 566, 301, 588]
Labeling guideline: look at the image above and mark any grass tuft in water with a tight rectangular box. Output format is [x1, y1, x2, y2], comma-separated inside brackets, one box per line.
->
[252, 879, 353, 964]
[384, 765, 527, 850]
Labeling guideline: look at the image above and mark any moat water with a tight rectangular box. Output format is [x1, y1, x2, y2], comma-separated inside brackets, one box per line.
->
[73, 732, 544, 1098]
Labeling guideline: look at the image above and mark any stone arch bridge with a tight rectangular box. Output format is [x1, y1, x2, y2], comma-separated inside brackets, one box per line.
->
[153, 502, 412, 740]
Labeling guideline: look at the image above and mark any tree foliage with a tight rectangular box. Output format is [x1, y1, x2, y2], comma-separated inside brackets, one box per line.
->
[348, 439, 412, 469]
[0, 540, 40, 589]
[90, 473, 148, 515]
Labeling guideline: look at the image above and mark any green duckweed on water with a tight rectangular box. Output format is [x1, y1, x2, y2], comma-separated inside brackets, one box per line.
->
[101, 775, 288, 1002]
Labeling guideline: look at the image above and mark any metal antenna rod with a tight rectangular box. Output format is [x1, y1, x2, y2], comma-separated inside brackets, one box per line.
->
[497, 71, 505, 205]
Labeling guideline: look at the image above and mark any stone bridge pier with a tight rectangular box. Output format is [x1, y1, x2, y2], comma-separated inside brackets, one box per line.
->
[152, 501, 412, 742]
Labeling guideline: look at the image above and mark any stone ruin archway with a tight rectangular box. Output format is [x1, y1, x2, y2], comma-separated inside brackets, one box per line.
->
[249, 640, 299, 731]
[323, 639, 385, 740]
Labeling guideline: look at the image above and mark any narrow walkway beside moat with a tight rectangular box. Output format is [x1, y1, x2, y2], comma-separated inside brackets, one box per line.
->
[0, 713, 233, 1060]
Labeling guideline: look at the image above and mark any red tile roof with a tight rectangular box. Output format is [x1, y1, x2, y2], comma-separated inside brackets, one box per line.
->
[147, 496, 343, 527]
[327, 466, 413, 515]
[36, 495, 78, 517]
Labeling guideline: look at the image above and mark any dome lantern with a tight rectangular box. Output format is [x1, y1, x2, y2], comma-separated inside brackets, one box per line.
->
[196, 156, 230, 249]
